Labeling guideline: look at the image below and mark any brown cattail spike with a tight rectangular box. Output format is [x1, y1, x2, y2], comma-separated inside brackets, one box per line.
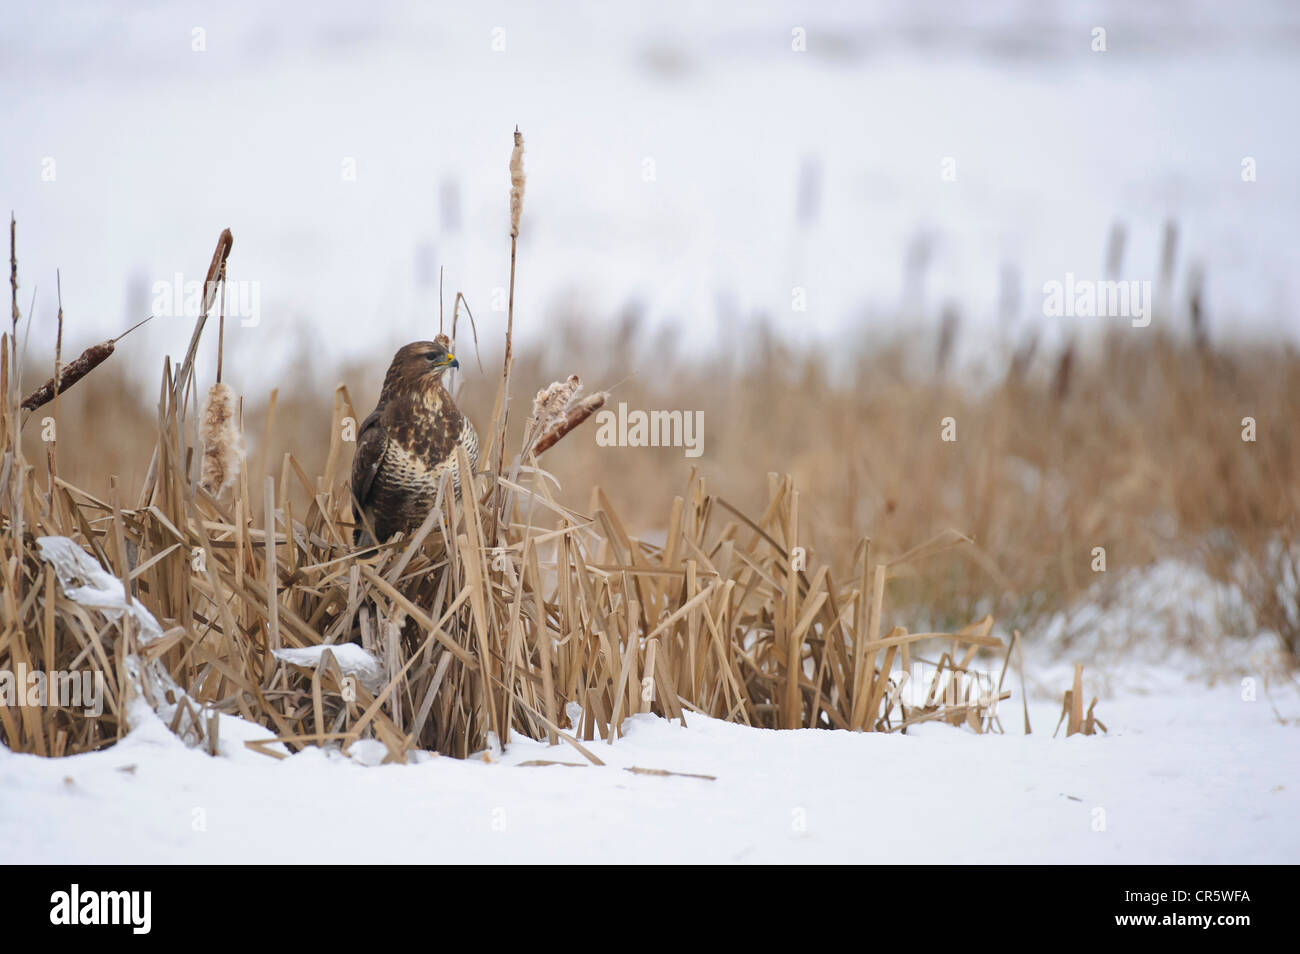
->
[19, 314, 153, 413]
[509, 128, 525, 239]
[21, 341, 115, 412]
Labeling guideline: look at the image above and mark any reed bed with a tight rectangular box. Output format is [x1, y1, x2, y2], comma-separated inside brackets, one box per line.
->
[0, 336, 1007, 760]
[0, 335, 1009, 759]
[2, 189, 1010, 760]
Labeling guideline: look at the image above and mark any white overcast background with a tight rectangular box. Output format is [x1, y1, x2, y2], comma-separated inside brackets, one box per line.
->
[3, 0, 1298, 383]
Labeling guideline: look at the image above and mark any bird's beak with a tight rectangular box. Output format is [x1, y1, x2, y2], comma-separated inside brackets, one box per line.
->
[439, 353, 459, 369]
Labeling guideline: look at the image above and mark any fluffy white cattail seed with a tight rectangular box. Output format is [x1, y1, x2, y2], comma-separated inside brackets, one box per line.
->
[529, 374, 582, 437]
[199, 382, 244, 497]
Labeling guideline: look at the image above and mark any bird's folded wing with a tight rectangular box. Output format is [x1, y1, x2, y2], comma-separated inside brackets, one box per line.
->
[350, 408, 387, 509]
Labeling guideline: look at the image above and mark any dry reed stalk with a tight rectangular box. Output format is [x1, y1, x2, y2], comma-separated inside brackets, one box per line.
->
[44, 271, 65, 489]
[135, 228, 233, 510]
[9, 214, 17, 332]
[489, 128, 526, 507]
[171, 228, 233, 407]
[1053, 664, 1105, 737]
[1052, 340, 1074, 401]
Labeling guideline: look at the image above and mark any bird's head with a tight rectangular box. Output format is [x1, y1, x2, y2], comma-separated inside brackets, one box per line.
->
[383, 336, 460, 392]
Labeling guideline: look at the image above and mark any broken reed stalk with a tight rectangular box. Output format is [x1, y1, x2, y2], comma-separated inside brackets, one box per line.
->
[1053, 664, 1105, 737]
[172, 227, 233, 407]
[136, 227, 233, 509]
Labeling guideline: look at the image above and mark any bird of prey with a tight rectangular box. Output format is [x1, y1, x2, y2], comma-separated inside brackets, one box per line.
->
[351, 336, 479, 545]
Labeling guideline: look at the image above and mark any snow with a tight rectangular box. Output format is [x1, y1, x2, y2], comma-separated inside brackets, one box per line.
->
[34, 535, 288, 757]
[5, 542, 1298, 863]
[1024, 557, 1292, 697]
[273, 644, 385, 692]
[36, 536, 164, 645]
[3, 680, 1296, 864]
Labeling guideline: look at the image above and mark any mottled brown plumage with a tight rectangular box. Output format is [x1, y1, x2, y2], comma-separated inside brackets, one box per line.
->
[351, 337, 479, 545]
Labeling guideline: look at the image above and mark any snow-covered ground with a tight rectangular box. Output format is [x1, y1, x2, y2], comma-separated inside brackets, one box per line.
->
[5, 546, 1299, 864]
[3, 678, 1297, 864]
[1023, 557, 1293, 698]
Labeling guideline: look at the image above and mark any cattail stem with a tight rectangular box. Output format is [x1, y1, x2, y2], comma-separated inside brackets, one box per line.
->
[172, 228, 233, 406]
[492, 128, 526, 530]
[217, 262, 226, 384]
[497, 128, 525, 477]
[54, 270, 63, 400]
[47, 270, 65, 486]
[9, 213, 18, 335]
[497, 235, 516, 474]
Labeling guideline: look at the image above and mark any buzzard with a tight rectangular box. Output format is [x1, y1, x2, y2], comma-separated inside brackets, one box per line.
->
[351, 336, 479, 545]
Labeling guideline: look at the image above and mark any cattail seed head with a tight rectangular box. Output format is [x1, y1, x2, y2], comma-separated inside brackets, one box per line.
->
[509, 128, 526, 239]
[21, 340, 115, 412]
[529, 373, 582, 436]
[199, 381, 244, 497]
[532, 391, 608, 457]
